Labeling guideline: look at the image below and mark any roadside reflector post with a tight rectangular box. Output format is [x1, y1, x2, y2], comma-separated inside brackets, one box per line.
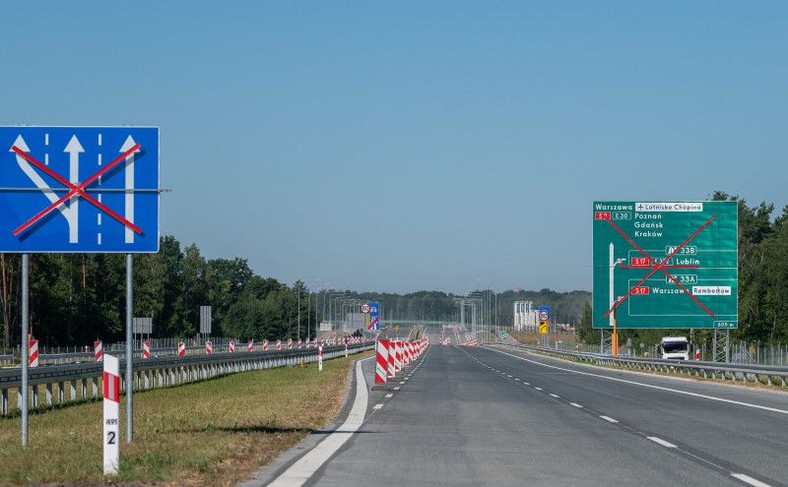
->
[103, 354, 120, 476]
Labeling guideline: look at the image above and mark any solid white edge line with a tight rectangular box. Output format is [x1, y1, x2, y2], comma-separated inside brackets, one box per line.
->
[647, 436, 677, 448]
[599, 415, 619, 423]
[730, 473, 773, 487]
[268, 357, 371, 487]
[484, 347, 788, 415]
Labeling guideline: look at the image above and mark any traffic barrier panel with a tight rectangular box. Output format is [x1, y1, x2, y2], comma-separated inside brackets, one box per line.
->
[387, 340, 396, 378]
[248, 340, 254, 352]
[177, 342, 186, 357]
[276, 339, 282, 351]
[229, 339, 236, 353]
[263, 339, 269, 351]
[28, 339, 39, 368]
[394, 341, 402, 372]
[142, 341, 151, 358]
[297, 338, 302, 349]
[288, 338, 293, 349]
[376, 340, 389, 384]
[206, 340, 213, 355]
[94, 340, 103, 362]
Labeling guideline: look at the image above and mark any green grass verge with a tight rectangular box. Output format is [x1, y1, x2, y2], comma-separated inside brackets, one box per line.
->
[0, 352, 372, 486]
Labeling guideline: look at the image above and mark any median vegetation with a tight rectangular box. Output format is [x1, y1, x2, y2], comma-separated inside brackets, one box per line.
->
[0, 353, 369, 486]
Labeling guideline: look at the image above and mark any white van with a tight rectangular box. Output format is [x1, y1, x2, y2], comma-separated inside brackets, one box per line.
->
[660, 336, 689, 360]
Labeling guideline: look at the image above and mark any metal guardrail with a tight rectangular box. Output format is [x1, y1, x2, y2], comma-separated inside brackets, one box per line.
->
[1, 342, 374, 416]
[497, 343, 788, 388]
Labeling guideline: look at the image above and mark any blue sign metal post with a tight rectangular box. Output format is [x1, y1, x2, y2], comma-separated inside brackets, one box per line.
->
[0, 127, 159, 252]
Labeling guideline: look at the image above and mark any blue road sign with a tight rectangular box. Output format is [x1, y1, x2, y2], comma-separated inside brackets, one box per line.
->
[0, 127, 159, 252]
[369, 301, 380, 331]
[538, 305, 551, 322]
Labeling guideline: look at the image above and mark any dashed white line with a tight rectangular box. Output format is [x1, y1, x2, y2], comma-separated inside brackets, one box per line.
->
[570, 403, 583, 408]
[599, 416, 619, 423]
[647, 436, 676, 448]
[731, 473, 772, 487]
[514, 378, 521, 381]
[535, 387, 543, 391]
[393, 387, 400, 391]
[549, 393, 560, 399]
[384, 393, 393, 399]
[373, 404, 383, 410]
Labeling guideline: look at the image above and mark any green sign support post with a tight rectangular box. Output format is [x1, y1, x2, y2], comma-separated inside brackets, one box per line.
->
[593, 201, 738, 330]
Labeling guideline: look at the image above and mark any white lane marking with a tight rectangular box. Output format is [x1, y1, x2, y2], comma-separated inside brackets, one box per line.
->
[507, 375, 513, 378]
[731, 473, 773, 487]
[535, 387, 543, 391]
[399, 381, 405, 384]
[599, 415, 619, 423]
[268, 357, 372, 486]
[393, 387, 400, 391]
[549, 393, 560, 398]
[647, 436, 677, 448]
[373, 404, 384, 410]
[570, 403, 583, 408]
[514, 378, 521, 381]
[523, 382, 530, 386]
[485, 347, 788, 415]
[385, 393, 393, 399]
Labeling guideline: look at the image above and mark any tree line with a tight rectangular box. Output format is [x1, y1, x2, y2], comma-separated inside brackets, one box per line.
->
[0, 236, 316, 349]
[2, 192, 786, 350]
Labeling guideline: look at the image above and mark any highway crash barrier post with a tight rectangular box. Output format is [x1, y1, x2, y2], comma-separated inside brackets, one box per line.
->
[94, 340, 103, 362]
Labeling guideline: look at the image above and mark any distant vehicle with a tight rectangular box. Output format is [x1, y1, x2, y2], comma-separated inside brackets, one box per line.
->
[660, 336, 689, 360]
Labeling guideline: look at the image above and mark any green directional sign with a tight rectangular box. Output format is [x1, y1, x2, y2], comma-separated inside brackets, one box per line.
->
[592, 201, 737, 329]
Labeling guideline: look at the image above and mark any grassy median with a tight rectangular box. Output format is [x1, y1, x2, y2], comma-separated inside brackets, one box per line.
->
[0, 352, 372, 486]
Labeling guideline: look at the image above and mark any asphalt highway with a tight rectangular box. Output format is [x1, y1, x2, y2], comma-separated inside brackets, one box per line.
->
[264, 342, 788, 486]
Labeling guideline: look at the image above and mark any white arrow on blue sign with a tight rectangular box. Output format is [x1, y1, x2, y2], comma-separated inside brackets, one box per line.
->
[0, 127, 159, 253]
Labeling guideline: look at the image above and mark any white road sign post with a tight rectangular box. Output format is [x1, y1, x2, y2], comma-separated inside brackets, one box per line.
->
[103, 354, 120, 475]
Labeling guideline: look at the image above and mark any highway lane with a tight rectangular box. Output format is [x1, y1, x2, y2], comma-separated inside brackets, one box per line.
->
[298, 344, 787, 486]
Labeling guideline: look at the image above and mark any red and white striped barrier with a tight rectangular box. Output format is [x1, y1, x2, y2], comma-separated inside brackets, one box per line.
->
[287, 338, 293, 349]
[178, 341, 186, 357]
[206, 340, 213, 355]
[28, 339, 39, 368]
[276, 339, 282, 351]
[297, 338, 302, 349]
[229, 339, 236, 353]
[394, 341, 403, 372]
[375, 340, 389, 384]
[94, 340, 103, 362]
[387, 340, 396, 378]
[263, 339, 269, 351]
[142, 341, 151, 358]
[248, 340, 254, 352]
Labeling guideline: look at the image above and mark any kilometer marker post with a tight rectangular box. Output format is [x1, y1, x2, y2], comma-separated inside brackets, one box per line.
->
[103, 354, 120, 476]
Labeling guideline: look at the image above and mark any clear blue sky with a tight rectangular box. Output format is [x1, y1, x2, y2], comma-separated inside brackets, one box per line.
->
[2, 2, 786, 294]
